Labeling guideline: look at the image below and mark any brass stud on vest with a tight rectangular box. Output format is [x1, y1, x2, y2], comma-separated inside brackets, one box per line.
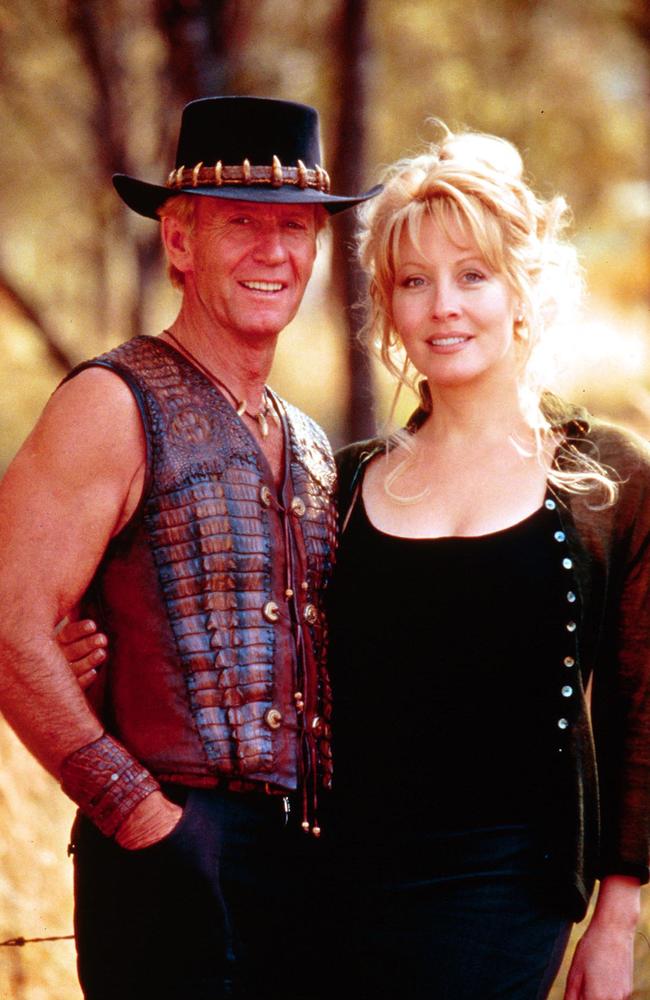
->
[263, 600, 280, 623]
[264, 707, 283, 730]
[303, 603, 318, 625]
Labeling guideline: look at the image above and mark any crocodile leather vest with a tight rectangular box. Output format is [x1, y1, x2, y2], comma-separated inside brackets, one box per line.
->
[70, 336, 337, 795]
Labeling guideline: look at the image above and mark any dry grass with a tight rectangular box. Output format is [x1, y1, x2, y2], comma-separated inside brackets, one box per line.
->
[1, 718, 648, 998]
[0, 723, 80, 1000]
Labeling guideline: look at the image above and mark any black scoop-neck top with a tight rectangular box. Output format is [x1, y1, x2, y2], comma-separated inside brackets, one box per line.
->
[326, 496, 569, 841]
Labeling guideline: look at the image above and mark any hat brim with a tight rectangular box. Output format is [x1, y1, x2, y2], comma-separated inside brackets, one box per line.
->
[113, 174, 383, 220]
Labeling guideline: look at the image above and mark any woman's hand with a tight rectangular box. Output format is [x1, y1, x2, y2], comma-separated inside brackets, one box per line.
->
[56, 617, 107, 689]
[564, 876, 640, 1000]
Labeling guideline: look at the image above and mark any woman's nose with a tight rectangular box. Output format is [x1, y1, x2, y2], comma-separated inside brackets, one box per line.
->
[431, 282, 461, 319]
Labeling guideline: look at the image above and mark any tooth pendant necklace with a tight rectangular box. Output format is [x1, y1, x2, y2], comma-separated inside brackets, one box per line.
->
[162, 330, 279, 438]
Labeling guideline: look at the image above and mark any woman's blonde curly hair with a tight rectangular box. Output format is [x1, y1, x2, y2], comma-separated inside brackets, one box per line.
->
[357, 120, 616, 504]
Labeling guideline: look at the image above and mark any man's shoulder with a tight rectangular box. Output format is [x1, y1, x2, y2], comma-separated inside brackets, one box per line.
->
[64, 335, 164, 386]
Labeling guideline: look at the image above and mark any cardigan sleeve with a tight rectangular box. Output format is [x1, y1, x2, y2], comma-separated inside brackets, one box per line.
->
[588, 426, 650, 883]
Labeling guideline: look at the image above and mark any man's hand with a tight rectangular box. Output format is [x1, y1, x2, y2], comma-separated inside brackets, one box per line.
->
[564, 876, 640, 1000]
[57, 617, 107, 689]
[115, 791, 183, 850]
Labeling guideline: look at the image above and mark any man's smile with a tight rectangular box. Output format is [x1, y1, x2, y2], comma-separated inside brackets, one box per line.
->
[239, 280, 286, 293]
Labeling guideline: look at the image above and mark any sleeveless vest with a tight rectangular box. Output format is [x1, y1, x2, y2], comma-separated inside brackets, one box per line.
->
[70, 336, 337, 797]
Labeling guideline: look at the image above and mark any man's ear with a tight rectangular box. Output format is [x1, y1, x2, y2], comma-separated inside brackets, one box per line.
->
[161, 215, 193, 277]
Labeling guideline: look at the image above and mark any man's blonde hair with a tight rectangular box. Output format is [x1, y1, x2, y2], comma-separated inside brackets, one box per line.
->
[157, 194, 198, 290]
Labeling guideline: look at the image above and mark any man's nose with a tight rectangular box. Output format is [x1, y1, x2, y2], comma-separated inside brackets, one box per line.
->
[253, 226, 289, 264]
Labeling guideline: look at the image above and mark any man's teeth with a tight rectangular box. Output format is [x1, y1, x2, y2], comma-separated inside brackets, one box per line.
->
[241, 281, 284, 292]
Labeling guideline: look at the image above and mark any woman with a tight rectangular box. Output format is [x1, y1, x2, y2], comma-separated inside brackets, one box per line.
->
[61, 123, 649, 999]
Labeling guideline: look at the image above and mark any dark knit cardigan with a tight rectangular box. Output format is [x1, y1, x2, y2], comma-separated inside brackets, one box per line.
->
[335, 398, 650, 920]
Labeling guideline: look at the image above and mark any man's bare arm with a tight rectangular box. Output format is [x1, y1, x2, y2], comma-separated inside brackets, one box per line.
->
[0, 368, 180, 846]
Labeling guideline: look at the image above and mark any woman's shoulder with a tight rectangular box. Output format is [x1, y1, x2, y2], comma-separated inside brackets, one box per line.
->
[335, 437, 385, 489]
[582, 415, 650, 481]
[547, 392, 650, 479]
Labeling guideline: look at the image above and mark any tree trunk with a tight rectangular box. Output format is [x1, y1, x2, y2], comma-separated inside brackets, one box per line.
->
[330, 0, 375, 445]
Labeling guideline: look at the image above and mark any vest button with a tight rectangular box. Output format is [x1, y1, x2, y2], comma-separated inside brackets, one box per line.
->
[290, 496, 306, 517]
[303, 603, 318, 625]
[264, 708, 283, 730]
[260, 485, 273, 507]
[262, 601, 280, 623]
[311, 715, 323, 735]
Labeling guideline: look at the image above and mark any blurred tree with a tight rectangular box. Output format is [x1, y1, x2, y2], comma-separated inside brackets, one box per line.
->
[330, 0, 376, 442]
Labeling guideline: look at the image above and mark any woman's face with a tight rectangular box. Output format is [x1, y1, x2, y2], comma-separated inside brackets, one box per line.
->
[391, 214, 518, 390]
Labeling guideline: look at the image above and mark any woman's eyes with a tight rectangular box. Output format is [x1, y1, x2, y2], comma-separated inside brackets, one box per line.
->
[400, 270, 487, 288]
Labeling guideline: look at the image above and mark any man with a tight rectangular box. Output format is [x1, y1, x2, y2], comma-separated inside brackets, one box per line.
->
[0, 96, 379, 1000]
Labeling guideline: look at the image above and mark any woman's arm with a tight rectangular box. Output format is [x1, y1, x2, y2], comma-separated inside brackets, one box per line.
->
[564, 875, 640, 1000]
[57, 617, 107, 688]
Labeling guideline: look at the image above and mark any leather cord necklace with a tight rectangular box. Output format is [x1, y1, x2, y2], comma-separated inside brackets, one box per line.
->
[162, 329, 278, 438]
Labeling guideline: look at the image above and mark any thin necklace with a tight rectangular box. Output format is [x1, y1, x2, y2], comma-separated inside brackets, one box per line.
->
[162, 329, 278, 439]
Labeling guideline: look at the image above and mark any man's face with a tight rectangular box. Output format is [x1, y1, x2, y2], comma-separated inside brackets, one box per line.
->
[182, 198, 320, 345]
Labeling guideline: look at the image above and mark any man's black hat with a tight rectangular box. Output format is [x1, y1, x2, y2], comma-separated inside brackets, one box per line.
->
[113, 96, 382, 219]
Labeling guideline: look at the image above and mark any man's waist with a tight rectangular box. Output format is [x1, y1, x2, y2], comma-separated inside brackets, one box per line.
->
[159, 773, 292, 796]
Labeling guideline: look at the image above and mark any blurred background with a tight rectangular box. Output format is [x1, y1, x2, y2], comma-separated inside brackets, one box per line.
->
[0, 0, 648, 997]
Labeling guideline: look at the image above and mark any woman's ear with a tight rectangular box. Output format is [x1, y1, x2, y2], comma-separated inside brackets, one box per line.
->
[161, 215, 194, 278]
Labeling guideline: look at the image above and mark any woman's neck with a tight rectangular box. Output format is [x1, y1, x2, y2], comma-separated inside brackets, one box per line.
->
[415, 376, 538, 451]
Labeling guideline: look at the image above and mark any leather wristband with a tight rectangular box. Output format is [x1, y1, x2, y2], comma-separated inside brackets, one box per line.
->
[60, 733, 161, 838]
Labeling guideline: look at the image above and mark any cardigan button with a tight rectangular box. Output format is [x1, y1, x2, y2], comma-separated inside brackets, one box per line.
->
[558, 718, 569, 730]
[545, 498, 557, 510]
[554, 531, 566, 542]
[567, 591, 576, 603]
[564, 656, 575, 667]
[566, 621, 577, 633]
[262, 601, 280, 623]
[562, 558, 573, 570]
[561, 686, 573, 698]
